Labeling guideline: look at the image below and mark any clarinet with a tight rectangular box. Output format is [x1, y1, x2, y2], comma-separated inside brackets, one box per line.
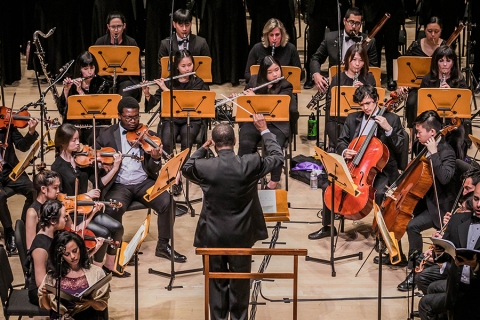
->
[441, 72, 446, 86]
[271, 42, 276, 57]
[114, 34, 118, 45]
[353, 71, 359, 83]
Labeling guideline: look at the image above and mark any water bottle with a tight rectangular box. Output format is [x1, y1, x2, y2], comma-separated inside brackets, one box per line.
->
[307, 112, 317, 140]
[310, 171, 318, 190]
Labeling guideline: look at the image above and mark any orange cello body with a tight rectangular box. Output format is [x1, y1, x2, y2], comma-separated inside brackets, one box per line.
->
[324, 135, 389, 220]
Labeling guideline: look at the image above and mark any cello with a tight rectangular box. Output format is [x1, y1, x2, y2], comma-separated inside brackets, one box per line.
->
[374, 120, 460, 241]
[324, 105, 390, 220]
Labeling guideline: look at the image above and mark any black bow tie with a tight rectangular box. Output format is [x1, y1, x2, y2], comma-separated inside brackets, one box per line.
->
[178, 38, 189, 45]
[122, 129, 127, 135]
[472, 215, 480, 224]
[345, 35, 360, 43]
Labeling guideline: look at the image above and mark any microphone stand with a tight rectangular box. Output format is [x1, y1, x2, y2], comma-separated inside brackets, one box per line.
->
[55, 251, 63, 320]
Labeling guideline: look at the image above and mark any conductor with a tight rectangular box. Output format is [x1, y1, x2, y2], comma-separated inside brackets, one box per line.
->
[182, 114, 284, 320]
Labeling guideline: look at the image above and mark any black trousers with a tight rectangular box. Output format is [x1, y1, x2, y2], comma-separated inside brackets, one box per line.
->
[87, 214, 124, 262]
[103, 179, 172, 240]
[365, 18, 400, 77]
[208, 254, 251, 320]
[159, 119, 201, 155]
[406, 209, 435, 255]
[0, 169, 34, 229]
[238, 123, 286, 182]
[418, 279, 448, 320]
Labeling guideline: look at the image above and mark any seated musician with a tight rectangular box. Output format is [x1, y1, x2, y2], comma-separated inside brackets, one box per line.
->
[39, 231, 110, 320]
[94, 11, 141, 101]
[156, 8, 210, 95]
[394, 110, 456, 289]
[143, 49, 210, 195]
[308, 85, 404, 240]
[325, 44, 376, 152]
[238, 55, 297, 190]
[0, 116, 38, 253]
[96, 97, 187, 263]
[51, 124, 126, 277]
[59, 51, 112, 144]
[244, 18, 302, 83]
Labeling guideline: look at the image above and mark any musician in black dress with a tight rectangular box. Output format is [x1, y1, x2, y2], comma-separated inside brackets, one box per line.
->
[238, 55, 297, 190]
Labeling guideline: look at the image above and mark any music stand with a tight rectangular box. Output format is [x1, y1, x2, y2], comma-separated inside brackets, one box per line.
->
[115, 213, 150, 320]
[330, 86, 386, 117]
[67, 94, 121, 188]
[417, 88, 472, 123]
[161, 90, 215, 216]
[235, 95, 290, 122]
[329, 66, 382, 87]
[88, 45, 140, 93]
[305, 146, 362, 277]
[396, 56, 431, 88]
[160, 56, 212, 82]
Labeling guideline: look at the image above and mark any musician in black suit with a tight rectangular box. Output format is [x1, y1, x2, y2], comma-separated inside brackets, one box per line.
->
[157, 9, 210, 80]
[0, 118, 38, 253]
[308, 85, 405, 240]
[96, 97, 186, 263]
[309, 7, 378, 92]
[182, 115, 284, 320]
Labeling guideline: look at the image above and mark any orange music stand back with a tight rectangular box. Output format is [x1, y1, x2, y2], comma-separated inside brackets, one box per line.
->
[417, 88, 472, 119]
[89, 46, 140, 77]
[67, 94, 121, 120]
[235, 95, 291, 122]
[396, 56, 431, 88]
[329, 66, 382, 87]
[160, 56, 212, 82]
[330, 86, 385, 117]
[249, 65, 301, 93]
[160, 90, 216, 118]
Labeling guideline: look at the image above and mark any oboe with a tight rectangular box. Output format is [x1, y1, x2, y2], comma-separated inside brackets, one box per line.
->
[353, 71, 359, 83]
[122, 72, 196, 91]
[441, 72, 446, 86]
[215, 76, 285, 108]
[271, 42, 276, 56]
[306, 79, 330, 110]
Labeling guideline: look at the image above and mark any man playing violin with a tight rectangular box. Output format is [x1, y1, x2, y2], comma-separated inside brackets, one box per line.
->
[308, 85, 405, 241]
[96, 97, 186, 263]
[0, 117, 39, 253]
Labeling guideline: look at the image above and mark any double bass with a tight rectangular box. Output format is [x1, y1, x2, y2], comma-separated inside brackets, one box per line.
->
[374, 120, 460, 240]
[324, 105, 390, 220]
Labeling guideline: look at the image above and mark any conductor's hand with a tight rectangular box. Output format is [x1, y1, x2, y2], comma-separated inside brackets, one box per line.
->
[202, 138, 214, 150]
[343, 149, 357, 160]
[313, 73, 329, 91]
[424, 137, 438, 155]
[253, 114, 268, 132]
[150, 145, 163, 160]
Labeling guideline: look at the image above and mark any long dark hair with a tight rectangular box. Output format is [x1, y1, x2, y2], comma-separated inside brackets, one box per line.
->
[54, 123, 78, 156]
[172, 50, 195, 87]
[256, 55, 283, 94]
[49, 231, 90, 278]
[430, 45, 463, 87]
[38, 199, 64, 231]
[73, 51, 99, 79]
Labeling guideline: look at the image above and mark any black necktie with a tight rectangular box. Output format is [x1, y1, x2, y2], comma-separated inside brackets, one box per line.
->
[122, 129, 127, 135]
[472, 215, 480, 224]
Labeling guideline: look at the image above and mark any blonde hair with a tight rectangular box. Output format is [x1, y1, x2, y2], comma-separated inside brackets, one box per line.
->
[261, 18, 289, 48]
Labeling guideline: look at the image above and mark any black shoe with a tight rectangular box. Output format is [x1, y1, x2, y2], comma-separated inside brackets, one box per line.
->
[155, 243, 187, 263]
[412, 311, 420, 318]
[102, 266, 131, 278]
[397, 273, 416, 292]
[304, 79, 314, 90]
[387, 79, 397, 91]
[172, 180, 183, 196]
[5, 233, 16, 254]
[373, 254, 408, 267]
[308, 226, 337, 240]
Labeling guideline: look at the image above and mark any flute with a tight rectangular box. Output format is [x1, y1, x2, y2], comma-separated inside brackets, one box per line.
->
[214, 76, 285, 108]
[63, 75, 95, 85]
[122, 72, 196, 92]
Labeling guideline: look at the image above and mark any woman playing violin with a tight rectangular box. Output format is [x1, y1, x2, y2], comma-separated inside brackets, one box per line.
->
[51, 124, 127, 277]
[39, 231, 110, 320]
[58, 51, 111, 144]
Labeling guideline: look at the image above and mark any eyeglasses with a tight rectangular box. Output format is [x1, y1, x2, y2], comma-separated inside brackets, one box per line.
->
[121, 114, 140, 122]
[346, 20, 362, 27]
[109, 25, 124, 30]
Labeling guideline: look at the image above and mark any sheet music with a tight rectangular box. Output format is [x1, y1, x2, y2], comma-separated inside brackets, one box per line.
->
[258, 190, 277, 213]
[122, 224, 146, 265]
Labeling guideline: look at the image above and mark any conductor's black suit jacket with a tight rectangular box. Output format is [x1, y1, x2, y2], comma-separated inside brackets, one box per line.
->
[182, 132, 284, 248]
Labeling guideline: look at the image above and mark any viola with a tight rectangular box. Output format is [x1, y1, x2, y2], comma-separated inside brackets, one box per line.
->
[74, 145, 143, 168]
[57, 193, 122, 215]
[125, 124, 162, 154]
[64, 226, 97, 250]
[0, 106, 58, 129]
[324, 105, 390, 220]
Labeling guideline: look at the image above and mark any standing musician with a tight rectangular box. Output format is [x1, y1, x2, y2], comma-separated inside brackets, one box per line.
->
[39, 231, 110, 320]
[308, 85, 404, 240]
[156, 8, 210, 91]
[51, 124, 126, 276]
[244, 18, 302, 83]
[309, 7, 378, 93]
[0, 116, 39, 253]
[182, 115, 284, 320]
[143, 49, 210, 195]
[59, 51, 112, 144]
[238, 55, 296, 190]
[96, 97, 187, 263]
[94, 12, 141, 102]
[324, 44, 376, 152]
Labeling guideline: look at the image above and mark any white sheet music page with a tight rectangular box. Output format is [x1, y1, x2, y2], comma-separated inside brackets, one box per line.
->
[258, 190, 277, 213]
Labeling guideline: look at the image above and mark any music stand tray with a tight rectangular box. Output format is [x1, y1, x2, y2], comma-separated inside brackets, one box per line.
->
[160, 56, 212, 82]
[396, 56, 431, 88]
[89, 46, 140, 77]
[235, 95, 291, 122]
[417, 88, 472, 120]
[330, 86, 385, 117]
[258, 189, 290, 222]
[67, 94, 121, 121]
[160, 90, 216, 118]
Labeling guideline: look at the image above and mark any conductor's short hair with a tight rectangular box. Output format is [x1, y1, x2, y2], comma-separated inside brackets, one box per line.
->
[212, 124, 235, 148]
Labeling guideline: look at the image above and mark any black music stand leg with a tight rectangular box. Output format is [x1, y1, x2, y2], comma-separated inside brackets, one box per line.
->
[134, 250, 139, 320]
[305, 174, 363, 277]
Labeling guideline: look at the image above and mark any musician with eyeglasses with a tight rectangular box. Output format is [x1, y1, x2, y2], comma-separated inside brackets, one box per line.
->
[309, 7, 378, 92]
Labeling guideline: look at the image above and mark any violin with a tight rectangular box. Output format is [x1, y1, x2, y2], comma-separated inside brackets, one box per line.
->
[125, 124, 162, 153]
[64, 226, 97, 250]
[0, 106, 58, 130]
[74, 145, 143, 168]
[57, 193, 122, 215]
